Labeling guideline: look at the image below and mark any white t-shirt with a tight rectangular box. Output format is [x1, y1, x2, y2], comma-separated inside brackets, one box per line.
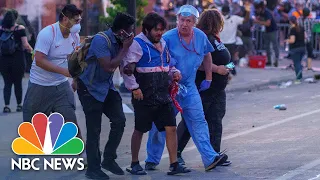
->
[220, 15, 244, 44]
[30, 22, 79, 86]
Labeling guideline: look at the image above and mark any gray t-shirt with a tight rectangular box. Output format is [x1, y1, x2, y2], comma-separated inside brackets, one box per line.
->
[30, 22, 79, 86]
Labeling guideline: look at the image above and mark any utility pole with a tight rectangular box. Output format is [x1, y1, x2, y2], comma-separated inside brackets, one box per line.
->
[83, 0, 88, 35]
[127, 0, 136, 32]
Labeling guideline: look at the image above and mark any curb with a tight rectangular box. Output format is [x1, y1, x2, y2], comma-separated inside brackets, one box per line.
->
[226, 74, 317, 93]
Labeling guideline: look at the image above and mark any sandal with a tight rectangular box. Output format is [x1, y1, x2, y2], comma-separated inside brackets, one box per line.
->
[126, 164, 147, 175]
[16, 105, 23, 112]
[167, 163, 191, 175]
[3, 107, 11, 113]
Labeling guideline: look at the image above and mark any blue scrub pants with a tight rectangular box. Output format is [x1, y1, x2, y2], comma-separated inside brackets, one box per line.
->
[145, 92, 219, 168]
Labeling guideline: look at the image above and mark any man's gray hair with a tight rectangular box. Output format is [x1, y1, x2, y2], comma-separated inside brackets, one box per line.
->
[176, 14, 198, 26]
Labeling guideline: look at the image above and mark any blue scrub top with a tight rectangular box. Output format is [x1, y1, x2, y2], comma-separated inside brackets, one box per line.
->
[163, 27, 214, 94]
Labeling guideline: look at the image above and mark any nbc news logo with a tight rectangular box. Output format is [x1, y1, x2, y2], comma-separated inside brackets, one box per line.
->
[11, 113, 85, 171]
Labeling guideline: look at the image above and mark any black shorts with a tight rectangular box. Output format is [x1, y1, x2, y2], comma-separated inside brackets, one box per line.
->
[132, 102, 176, 133]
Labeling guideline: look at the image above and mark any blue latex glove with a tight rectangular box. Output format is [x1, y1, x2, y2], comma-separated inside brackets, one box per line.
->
[199, 80, 212, 92]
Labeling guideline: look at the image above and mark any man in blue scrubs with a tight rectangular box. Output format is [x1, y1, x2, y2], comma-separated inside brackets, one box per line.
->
[145, 5, 230, 171]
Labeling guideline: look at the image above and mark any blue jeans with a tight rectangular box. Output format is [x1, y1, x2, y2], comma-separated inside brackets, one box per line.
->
[290, 47, 305, 80]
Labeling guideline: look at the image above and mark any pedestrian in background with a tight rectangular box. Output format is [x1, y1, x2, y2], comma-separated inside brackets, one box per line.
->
[0, 10, 33, 113]
[220, 4, 249, 75]
[298, 7, 316, 71]
[253, 0, 279, 67]
[286, 16, 305, 83]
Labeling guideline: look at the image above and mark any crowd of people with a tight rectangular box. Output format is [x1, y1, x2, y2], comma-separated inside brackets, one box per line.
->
[0, 1, 319, 180]
[155, 0, 320, 74]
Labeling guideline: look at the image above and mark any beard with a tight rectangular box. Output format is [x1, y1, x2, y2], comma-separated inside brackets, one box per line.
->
[146, 32, 161, 43]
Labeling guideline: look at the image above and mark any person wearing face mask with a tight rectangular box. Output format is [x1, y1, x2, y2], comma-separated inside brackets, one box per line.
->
[121, 12, 190, 176]
[144, 5, 230, 172]
[76, 12, 135, 180]
[23, 4, 83, 141]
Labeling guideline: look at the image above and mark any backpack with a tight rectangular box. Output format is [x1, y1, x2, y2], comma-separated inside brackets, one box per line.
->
[0, 26, 18, 56]
[68, 32, 111, 78]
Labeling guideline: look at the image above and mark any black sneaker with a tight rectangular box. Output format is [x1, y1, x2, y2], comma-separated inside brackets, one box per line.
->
[205, 154, 228, 171]
[85, 169, 109, 180]
[126, 164, 147, 175]
[217, 154, 232, 166]
[16, 105, 23, 112]
[101, 160, 124, 175]
[167, 163, 191, 175]
[219, 160, 232, 166]
[145, 162, 157, 171]
[3, 107, 11, 113]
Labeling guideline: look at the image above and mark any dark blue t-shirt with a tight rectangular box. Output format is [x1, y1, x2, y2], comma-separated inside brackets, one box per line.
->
[79, 29, 119, 102]
[257, 9, 278, 33]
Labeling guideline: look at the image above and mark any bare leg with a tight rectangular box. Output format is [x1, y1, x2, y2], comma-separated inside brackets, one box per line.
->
[165, 126, 178, 164]
[308, 58, 312, 69]
[131, 130, 144, 162]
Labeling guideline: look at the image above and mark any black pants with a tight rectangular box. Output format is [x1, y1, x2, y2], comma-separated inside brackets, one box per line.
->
[177, 90, 226, 153]
[306, 42, 314, 58]
[77, 80, 126, 171]
[0, 52, 25, 105]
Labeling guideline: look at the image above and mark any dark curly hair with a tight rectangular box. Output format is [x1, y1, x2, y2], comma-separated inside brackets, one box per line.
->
[111, 12, 136, 32]
[142, 12, 167, 34]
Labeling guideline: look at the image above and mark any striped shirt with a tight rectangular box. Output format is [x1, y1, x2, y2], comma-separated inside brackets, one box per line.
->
[297, 17, 319, 42]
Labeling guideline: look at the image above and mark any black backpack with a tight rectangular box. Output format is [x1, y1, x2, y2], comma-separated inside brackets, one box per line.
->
[0, 26, 18, 56]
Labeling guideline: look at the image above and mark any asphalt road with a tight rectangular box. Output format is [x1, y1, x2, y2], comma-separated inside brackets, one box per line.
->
[0, 79, 320, 180]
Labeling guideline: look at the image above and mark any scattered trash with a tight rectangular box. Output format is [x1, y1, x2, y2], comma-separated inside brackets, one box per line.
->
[274, 104, 287, 110]
[239, 57, 248, 67]
[268, 85, 278, 89]
[305, 78, 317, 83]
[279, 81, 292, 88]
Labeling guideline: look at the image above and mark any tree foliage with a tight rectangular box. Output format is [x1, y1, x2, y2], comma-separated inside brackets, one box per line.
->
[100, 0, 148, 27]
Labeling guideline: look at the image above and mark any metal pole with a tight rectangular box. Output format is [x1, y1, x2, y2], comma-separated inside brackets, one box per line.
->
[127, 0, 136, 32]
[83, 0, 88, 35]
[127, 0, 136, 18]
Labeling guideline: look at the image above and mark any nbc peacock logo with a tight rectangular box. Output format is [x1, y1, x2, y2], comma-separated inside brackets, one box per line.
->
[12, 113, 84, 155]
